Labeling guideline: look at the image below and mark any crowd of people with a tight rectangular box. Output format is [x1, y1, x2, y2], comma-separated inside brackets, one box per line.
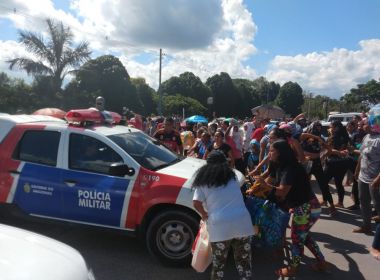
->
[130, 106, 380, 279]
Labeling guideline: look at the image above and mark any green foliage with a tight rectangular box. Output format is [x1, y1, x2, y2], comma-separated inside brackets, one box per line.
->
[160, 72, 211, 106]
[206, 72, 240, 117]
[275, 81, 304, 117]
[232, 78, 261, 117]
[302, 94, 344, 120]
[31, 76, 62, 108]
[162, 94, 207, 116]
[251, 77, 280, 104]
[63, 79, 100, 110]
[131, 77, 156, 115]
[0, 72, 36, 113]
[7, 19, 91, 94]
[341, 79, 380, 110]
[64, 55, 141, 113]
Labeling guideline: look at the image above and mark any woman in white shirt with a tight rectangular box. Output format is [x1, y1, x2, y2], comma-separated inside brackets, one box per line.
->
[193, 150, 254, 280]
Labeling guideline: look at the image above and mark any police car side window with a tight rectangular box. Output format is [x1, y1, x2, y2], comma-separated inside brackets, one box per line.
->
[69, 134, 123, 175]
[13, 130, 60, 166]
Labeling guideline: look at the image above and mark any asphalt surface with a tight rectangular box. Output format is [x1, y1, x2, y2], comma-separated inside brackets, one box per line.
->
[1, 179, 379, 280]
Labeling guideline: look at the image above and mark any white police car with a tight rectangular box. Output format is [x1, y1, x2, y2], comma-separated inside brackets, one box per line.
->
[0, 109, 245, 265]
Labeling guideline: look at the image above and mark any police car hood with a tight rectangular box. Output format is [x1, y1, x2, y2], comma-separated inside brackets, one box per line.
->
[159, 157, 245, 210]
[158, 156, 245, 187]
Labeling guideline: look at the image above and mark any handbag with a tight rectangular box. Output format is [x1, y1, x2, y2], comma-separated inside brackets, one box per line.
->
[245, 196, 290, 248]
[191, 220, 212, 272]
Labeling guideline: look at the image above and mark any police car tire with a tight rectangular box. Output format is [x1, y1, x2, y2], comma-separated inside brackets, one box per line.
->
[146, 210, 199, 266]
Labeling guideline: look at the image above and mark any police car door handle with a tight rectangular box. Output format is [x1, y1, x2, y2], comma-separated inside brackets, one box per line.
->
[9, 170, 20, 174]
[64, 180, 77, 187]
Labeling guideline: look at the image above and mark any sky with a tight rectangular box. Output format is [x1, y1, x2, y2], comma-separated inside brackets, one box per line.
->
[0, 0, 379, 99]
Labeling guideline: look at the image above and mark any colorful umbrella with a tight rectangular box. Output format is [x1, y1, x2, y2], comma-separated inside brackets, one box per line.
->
[32, 108, 67, 119]
[185, 115, 208, 124]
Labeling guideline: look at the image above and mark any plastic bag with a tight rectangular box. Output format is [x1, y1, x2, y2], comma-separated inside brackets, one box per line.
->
[191, 220, 212, 272]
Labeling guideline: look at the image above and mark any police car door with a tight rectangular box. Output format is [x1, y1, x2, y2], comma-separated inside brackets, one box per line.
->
[11, 129, 63, 218]
[60, 132, 136, 228]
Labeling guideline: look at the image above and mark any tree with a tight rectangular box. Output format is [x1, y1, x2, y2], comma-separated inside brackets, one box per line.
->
[160, 72, 211, 106]
[63, 80, 101, 110]
[162, 94, 207, 116]
[232, 78, 261, 118]
[64, 55, 141, 113]
[341, 79, 380, 110]
[8, 19, 91, 94]
[31, 76, 61, 107]
[131, 77, 156, 116]
[206, 72, 240, 117]
[251, 77, 280, 104]
[0, 72, 36, 113]
[275, 81, 304, 117]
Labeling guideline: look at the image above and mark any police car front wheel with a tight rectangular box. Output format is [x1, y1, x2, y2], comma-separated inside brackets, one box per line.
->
[146, 210, 199, 266]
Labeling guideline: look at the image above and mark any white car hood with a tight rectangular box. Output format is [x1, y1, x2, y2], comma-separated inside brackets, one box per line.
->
[158, 156, 205, 180]
[159, 157, 245, 210]
[158, 156, 245, 185]
[0, 224, 93, 280]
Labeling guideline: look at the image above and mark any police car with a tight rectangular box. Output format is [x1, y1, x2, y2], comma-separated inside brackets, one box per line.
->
[0, 109, 244, 265]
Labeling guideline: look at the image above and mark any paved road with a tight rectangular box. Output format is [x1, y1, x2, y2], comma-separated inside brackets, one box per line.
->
[0, 181, 379, 280]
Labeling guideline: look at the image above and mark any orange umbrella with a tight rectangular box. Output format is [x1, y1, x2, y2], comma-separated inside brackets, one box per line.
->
[32, 108, 67, 119]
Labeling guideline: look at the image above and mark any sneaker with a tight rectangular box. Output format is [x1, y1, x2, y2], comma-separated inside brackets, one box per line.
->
[352, 226, 372, 234]
[346, 204, 360, 210]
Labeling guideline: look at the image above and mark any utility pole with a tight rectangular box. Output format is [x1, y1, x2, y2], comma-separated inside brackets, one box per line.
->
[308, 92, 312, 119]
[157, 48, 163, 116]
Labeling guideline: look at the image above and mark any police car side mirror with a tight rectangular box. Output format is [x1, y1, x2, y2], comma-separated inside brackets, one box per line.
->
[109, 163, 135, 177]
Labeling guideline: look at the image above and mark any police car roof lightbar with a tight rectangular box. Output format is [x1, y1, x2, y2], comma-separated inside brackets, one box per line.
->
[65, 108, 121, 126]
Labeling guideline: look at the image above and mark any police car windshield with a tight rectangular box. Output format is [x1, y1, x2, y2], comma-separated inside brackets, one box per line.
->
[108, 131, 180, 170]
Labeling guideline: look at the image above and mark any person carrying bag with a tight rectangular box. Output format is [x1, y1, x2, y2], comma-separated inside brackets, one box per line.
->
[192, 150, 254, 280]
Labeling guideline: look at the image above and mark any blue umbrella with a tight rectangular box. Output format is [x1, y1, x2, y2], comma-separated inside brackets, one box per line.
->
[186, 115, 208, 124]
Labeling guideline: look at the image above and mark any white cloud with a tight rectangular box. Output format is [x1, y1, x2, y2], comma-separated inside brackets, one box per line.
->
[118, 0, 259, 88]
[0, 0, 83, 37]
[0, 0, 258, 89]
[266, 39, 380, 99]
[4, 0, 379, 102]
[72, 0, 224, 50]
[0, 40, 33, 82]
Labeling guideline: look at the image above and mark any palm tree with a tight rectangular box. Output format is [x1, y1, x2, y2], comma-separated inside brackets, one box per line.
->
[7, 19, 91, 94]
